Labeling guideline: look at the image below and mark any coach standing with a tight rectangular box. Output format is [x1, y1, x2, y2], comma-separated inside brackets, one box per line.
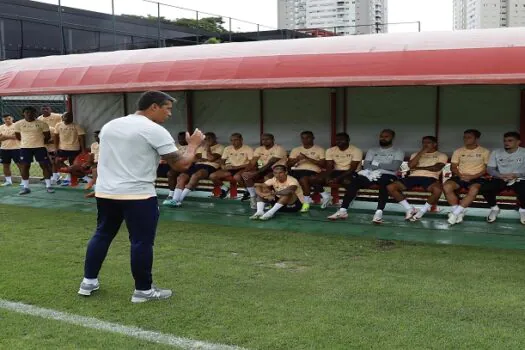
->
[78, 91, 204, 303]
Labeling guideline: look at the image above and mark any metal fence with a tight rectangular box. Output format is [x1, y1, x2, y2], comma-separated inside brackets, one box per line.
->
[0, 95, 67, 121]
[0, 0, 422, 61]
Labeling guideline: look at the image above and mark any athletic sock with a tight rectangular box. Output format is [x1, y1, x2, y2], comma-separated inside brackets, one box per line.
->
[173, 188, 183, 202]
[256, 201, 265, 214]
[452, 205, 459, 212]
[519, 208, 525, 213]
[45, 179, 51, 188]
[247, 187, 256, 197]
[399, 199, 412, 211]
[82, 176, 91, 182]
[304, 196, 312, 204]
[339, 207, 348, 213]
[5, 176, 12, 184]
[266, 203, 283, 216]
[168, 190, 175, 198]
[420, 202, 432, 214]
[52, 173, 60, 181]
[82, 278, 98, 285]
[491, 205, 500, 211]
[453, 206, 465, 216]
[320, 192, 330, 200]
[221, 185, 229, 192]
[22, 179, 29, 188]
[180, 188, 191, 201]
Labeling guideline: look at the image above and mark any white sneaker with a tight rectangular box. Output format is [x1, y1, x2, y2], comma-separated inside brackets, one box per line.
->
[456, 211, 465, 224]
[259, 212, 274, 221]
[321, 195, 332, 209]
[405, 207, 418, 221]
[250, 212, 264, 220]
[327, 210, 348, 220]
[486, 208, 500, 223]
[78, 281, 100, 296]
[372, 210, 383, 224]
[249, 197, 257, 210]
[1, 182, 12, 187]
[131, 285, 172, 303]
[410, 209, 424, 222]
[520, 212, 525, 225]
[447, 212, 457, 225]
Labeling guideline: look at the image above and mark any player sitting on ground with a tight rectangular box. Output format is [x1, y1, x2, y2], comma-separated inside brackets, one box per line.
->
[387, 136, 447, 221]
[240, 133, 287, 209]
[0, 114, 22, 187]
[162, 132, 188, 202]
[250, 165, 303, 220]
[313, 132, 363, 209]
[209, 133, 253, 198]
[444, 129, 490, 225]
[84, 130, 100, 198]
[165, 132, 225, 206]
[38, 106, 63, 183]
[481, 132, 525, 224]
[53, 112, 87, 186]
[287, 131, 326, 212]
[328, 129, 404, 224]
[14, 106, 54, 195]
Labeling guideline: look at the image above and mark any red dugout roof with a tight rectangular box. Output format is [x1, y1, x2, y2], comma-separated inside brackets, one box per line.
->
[1, 28, 525, 96]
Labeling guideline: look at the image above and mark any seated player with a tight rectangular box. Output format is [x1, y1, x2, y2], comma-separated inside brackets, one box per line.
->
[481, 132, 525, 224]
[387, 136, 447, 221]
[53, 112, 86, 186]
[14, 106, 54, 195]
[443, 129, 490, 225]
[166, 132, 224, 207]
[328, 129, 404, 223]
[209, 133, 254, 198]
[287, 131, 325, 212]
[162, 132, 188, 202]
[314, 132, 363, 208]
[0, 114, 22, 187]
[84, 130, 100, 197]
[240, 133, 287, 209]
[249, 165, 303, 220]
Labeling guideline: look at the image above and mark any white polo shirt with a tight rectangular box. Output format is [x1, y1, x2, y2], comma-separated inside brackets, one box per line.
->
[95, 114, 177, 200]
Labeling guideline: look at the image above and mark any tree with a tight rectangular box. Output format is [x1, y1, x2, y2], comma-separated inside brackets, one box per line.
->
[121, 14, 229, 33]
[204, 37, 222, 44]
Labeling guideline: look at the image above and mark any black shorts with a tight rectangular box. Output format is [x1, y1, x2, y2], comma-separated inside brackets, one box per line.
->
[0, 149, 20, 164]
[270, 199, 302, 213]
[290, 170, 318, 180]
[189, 164, 218, 176]
[57, 150, 80, 160]
[402, 176, 438, 190]
[449, 176, 485, 190]
[156, 164, 170, 178]
[20, 147, 49, 164]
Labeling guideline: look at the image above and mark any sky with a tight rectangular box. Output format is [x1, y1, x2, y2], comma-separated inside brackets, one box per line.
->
[32, 0, 453, 33]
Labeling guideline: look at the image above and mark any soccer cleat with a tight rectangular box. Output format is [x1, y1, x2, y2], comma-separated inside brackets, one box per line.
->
[259, 212, 274, 221]
[131, 286, 172, 303]
[410, 210, 424, 222]
[46, 187, 55, 194]
[241, 192, 250, 201]
[486, 208, 500, 223]
[1, 182, 12, 187]
[60, 180, 71, 187]
[219, 189, 229, 199]
[405, 207, 418, 221]
[250, 212, 264, 220]
[372, 210, 383, 224]
[327, 210, 348, 220]
[300, 203, 310, 213]
[520, 212, 525, 225]
[163, 199, 181, 207]
[249, 197, 257, 210]
[18, 188, 31, 195]
[456, 211, 465, 224]
[321, 195, 332, 209]
[78, 282, 100, 296]
[447, 212, 458, 225]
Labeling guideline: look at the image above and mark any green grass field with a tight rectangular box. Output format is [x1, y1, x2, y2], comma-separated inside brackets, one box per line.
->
[1, 203, 525, 349]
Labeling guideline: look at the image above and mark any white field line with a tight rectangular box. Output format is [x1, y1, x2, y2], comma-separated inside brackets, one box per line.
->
[0, 299, 248, 350]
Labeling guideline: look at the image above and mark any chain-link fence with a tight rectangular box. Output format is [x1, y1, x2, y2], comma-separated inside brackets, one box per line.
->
[0, 95, 67, 121]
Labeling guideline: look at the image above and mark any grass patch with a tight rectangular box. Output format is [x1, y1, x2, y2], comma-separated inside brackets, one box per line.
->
[1, 204, 525, 349]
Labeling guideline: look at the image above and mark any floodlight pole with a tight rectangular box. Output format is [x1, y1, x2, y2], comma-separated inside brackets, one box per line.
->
[58, 0, 65, 54]
[112, 0, 117, 50]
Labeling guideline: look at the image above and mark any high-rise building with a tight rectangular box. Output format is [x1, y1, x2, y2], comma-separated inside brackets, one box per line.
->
[277, 0, 388, 36]
[454, 0, 525, 30]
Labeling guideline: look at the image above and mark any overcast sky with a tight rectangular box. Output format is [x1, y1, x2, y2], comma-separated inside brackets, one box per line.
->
[33, 0, 453, 33]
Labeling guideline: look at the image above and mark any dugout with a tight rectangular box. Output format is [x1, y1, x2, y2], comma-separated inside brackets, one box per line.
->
[1, 27, 525, 155]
